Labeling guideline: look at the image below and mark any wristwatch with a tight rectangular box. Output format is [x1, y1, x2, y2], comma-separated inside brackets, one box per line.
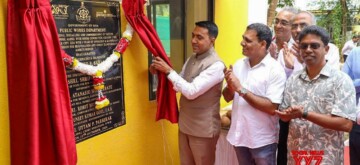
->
[238, 87, 248, 97]
[302, 109, 308, 119]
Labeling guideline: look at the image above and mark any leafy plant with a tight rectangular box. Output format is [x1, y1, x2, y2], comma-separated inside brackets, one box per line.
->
[308, 0, 359, 47]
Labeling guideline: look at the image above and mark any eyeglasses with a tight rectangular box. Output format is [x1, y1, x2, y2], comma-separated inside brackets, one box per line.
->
[291, 23, 308, 30]
[299, 43, 321, 50]
[274, 19, 290, 26]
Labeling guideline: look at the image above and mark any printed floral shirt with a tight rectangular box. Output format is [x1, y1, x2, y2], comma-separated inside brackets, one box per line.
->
[280, 64, 357, 165]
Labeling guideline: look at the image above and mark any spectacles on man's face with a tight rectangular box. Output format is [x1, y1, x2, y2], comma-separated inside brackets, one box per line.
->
[291, 23, 308, 30]
[299, 43, 321, 50]
[274, 19, 290, 26]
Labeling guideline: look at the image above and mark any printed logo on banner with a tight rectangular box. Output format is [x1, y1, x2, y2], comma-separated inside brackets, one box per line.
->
[76, 2, 91, 24]
[52, 4, 69, 19]
[292, 150, 324, 165]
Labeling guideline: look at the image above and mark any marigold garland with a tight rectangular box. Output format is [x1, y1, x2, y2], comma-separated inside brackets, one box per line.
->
[64, 23, 134, 110]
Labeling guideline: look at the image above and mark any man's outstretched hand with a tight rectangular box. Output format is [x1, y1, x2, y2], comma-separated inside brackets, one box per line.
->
[150, 56, 172, 75]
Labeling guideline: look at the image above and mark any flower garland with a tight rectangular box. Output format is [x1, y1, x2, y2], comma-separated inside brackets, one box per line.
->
[63, 23, 134, 110]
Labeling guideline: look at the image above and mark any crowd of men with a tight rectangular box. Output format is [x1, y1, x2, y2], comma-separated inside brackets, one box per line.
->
[150, 7, 360, 165]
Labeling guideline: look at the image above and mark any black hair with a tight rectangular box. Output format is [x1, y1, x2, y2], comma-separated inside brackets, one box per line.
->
[195, 21, 219, 39]
[246, 23, 272, 49]
[298, 25, 330, 46]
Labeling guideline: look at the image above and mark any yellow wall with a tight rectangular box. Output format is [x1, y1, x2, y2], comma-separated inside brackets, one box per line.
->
[74, 8, 180, 165]
[185, 0, 209, 59]
[0, 2, 179, 165]
[215, 0, 248, 107]
[0, 1, 248, 164]
[0, 0, 10, 164]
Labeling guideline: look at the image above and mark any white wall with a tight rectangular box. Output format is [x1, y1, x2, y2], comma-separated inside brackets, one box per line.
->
[248, 0, 268, 25]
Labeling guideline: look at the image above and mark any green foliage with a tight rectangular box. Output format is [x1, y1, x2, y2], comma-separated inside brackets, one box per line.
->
[269, 0, 359, 46]
[268, 0, 294, 7]
[315, 1, 343, 46]
[277, 0, 294, 8]
[309, 0, 358, 47]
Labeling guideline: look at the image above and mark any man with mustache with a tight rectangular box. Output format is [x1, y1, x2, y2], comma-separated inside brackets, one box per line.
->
[151, 21, 225, 165]
[276, 25, 357, 164]
[279, 11, 340, 78]
[277, 12, 341, 165]
[223, 23, 286, 165]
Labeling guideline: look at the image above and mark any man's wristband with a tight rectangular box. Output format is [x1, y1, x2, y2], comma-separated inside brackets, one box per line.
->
[302, 109, 308, 119]
[238, 87, 248, 97]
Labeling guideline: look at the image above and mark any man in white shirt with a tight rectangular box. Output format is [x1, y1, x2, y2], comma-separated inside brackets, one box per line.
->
[280, 11, 341, 78]
[269, 7, 298, 60]
[151, 21, 225, 165]
[342, 35, 359, 62]
[222, 23, 286, 165]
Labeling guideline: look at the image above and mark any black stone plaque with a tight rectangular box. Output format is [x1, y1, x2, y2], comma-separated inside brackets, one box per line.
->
[51, 0, 125, 143]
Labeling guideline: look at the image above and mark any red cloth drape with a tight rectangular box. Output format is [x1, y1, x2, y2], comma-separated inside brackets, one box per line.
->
[6, 0, 77, 164]
[122, 0, 179, 123]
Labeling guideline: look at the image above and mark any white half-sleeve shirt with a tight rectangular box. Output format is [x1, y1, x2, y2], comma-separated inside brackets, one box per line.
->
[227, 54, 286, 148]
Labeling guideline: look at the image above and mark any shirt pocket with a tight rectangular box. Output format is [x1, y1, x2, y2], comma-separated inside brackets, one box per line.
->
[313, 96, 334, 114]
[245, 75, 267, 97]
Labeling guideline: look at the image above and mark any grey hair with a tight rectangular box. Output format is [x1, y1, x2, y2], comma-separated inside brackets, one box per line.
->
[279, 6, 300, 20]
[297, 11, 317, 25]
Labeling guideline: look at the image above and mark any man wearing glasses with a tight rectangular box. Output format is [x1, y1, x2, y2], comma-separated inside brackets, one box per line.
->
[277, 11, 342, 165]
[269, 7, 298, 60]
[279, 11, 340, 78]
[276, 25, 357, 165]
[275, 9, 302, 165]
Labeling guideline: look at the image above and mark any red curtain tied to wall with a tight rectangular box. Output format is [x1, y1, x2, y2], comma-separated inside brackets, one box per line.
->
[6, 0, 77, 164]
[122, 0, 179, 123]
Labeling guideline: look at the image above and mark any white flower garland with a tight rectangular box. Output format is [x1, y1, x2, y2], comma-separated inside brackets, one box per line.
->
[64, 23, 134, 110]
[72, 24, 134, 75]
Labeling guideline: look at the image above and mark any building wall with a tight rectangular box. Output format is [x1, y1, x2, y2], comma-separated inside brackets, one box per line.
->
[215, 0, 249, 107]
[0, 0, 10, 164]
[248, 0, 268, 24]
[0, 0, 248, 164]
[74, 9, 180, 164]
[215, 0, 248, 67]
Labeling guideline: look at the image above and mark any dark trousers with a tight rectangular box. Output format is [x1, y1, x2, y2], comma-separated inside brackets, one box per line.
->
[277, 120, 289, 165]
[344, 55, 348, 62]
[350, 123, 360, 165]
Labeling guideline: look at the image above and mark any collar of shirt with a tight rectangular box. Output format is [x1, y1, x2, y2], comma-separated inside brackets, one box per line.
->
[299, 63, 332, 82]
[244, 53, 274, 69]
[288, 37, 295, 46]
[272, 37, 295, 46]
